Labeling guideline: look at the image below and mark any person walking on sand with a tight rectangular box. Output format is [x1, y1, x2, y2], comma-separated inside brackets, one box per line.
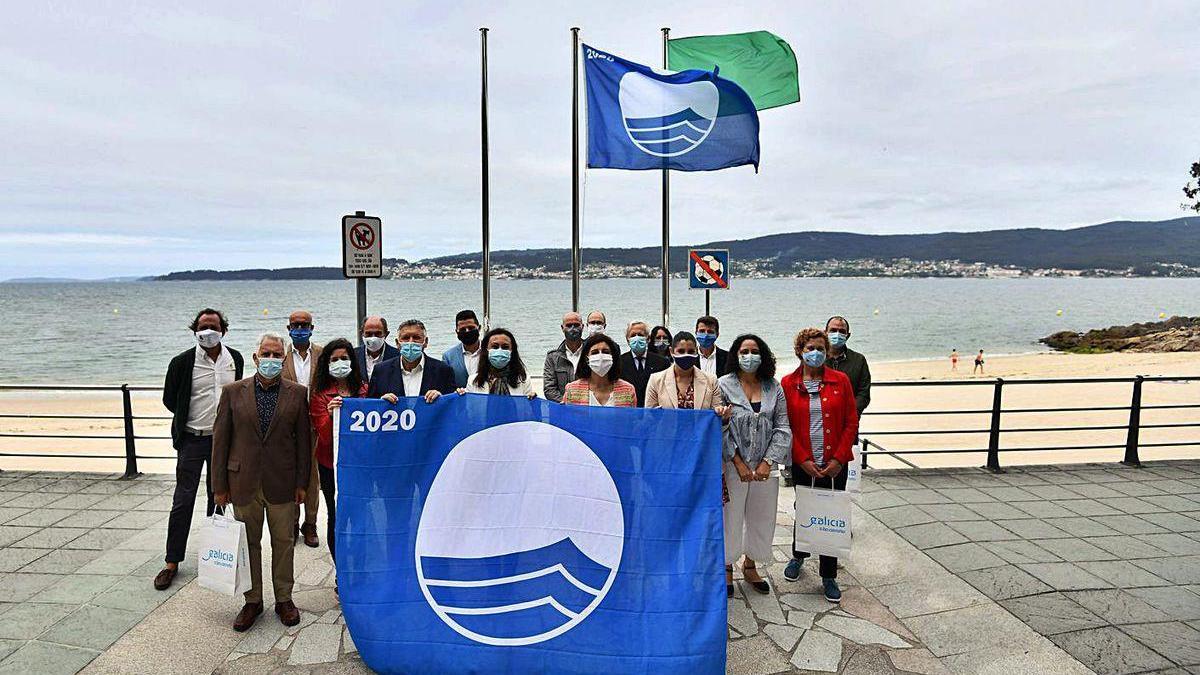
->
[973, 350, 985, 375]
[950, 349, 959, 372]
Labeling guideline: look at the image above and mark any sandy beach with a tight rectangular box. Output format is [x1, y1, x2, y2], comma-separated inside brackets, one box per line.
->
[1, 351, 1198, 473]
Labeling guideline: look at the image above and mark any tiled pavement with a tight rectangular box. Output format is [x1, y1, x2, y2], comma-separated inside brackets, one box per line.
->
[860, 460, 1200, 674]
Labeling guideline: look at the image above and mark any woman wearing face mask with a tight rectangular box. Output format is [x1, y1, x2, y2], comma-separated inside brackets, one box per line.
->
[717, 335, 791, 597]
[648, 326, 673, 358]
[562, 334, 637, 407]
[644, 332, 725, 412]
[308, 338, 367, 563]
[780, 328, 859, 603]
[457, 328, 537, 398]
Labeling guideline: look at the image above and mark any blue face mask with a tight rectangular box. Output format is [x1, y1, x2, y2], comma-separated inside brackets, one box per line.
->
[672, 354, 699, 371]
[828, 331, 848, 348]
[288, 327, 312, 346]
[803, 349, 827, 368]
[399, 341, 424, 363]
[629, 335, 648, 355]
[696, 332, 717, 349]
[488, 349, 511, 369]
[257, 357, 283, 379]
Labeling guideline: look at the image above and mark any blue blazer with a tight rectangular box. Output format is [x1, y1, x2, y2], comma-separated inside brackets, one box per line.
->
[442, 343, 476, 388]
[355, 343, 400, 382]
[367, 355, 457, 398]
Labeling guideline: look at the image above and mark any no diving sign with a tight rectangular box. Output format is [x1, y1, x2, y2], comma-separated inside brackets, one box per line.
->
[342, 214, 382, 278]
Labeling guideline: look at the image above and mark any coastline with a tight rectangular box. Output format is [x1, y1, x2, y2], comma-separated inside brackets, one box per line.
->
[1, 351, 1197, 474]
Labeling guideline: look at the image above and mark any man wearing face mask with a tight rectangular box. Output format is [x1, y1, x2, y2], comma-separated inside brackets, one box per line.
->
[155, 308, 245, 592]
[368, 319, 456, 403]
[585, 310, 608, 337]
[353, 316, 398, 382]
[824, 316, 871, 417]
[442, 310, 483, 388]
[281, 310, 322, 548]
[695, 315, 729, 376]
[211, 332, 311, 631]
[542, 311, 586, 402]
[619, 320, 670, 408]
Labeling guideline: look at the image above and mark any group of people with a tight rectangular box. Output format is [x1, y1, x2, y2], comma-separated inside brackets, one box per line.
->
[155, 306, 872, 631]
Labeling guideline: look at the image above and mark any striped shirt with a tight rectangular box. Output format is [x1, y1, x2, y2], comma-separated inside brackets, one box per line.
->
[804, 379, 824, 465]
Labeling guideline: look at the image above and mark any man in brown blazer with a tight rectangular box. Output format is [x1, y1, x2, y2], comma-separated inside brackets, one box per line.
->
[281, 309, 323, 549]
[212, 332, 311, 632]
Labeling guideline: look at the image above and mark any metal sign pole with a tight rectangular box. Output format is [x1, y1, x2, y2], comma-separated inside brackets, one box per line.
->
[354, 210, 367, 345]
[660, 26, 671, 329]
[705, 289, 710, 317]
[481, 27, 491, 329]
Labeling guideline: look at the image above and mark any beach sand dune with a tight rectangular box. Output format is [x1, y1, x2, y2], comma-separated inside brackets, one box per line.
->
[1, 352, 1198, 473]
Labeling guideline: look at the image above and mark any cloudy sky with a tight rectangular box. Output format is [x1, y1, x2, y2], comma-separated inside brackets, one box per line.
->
[2, 1, 1197, 279]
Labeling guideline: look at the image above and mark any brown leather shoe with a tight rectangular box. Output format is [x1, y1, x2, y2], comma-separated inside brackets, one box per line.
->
[300, 523, 319, 548]
[233, 602, 263, 632]
[153, 567, 177, 591]
[275, 600, 301, 626]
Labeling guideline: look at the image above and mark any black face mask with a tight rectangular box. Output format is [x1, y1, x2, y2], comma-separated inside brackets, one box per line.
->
[564, 326, 584, 342]
[457, 327, 480, 345]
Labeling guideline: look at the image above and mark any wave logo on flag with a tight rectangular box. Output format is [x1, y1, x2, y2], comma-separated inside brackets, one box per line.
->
[414, 421, 623, 646]
[619, 73, 718, 157]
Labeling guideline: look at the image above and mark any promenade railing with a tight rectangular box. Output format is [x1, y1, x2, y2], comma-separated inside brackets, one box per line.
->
[858, 375, 1200, 472]
[2, 376, 1199, 477]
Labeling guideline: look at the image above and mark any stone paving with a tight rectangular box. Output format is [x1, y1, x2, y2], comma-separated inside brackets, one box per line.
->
[0, 462, 1197, 673]
[860, 460, 1200, 674]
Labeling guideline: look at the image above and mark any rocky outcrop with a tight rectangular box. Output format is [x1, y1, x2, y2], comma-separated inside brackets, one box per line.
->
[1041, 316, 1200, 353]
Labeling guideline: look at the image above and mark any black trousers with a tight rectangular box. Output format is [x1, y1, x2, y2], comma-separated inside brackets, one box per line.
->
[792, 468, 849, 579]
[318, 463, 336, 562]
[165, 433, 215, 564]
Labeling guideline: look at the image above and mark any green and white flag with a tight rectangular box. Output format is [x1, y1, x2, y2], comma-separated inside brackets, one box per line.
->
[667, 30, 799, 111]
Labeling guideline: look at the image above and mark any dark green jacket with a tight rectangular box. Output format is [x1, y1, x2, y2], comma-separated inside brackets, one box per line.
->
[827, 347, 871, 414]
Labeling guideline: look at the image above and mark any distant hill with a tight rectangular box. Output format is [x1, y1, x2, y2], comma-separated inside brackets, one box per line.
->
[152, 217, 1199, 280]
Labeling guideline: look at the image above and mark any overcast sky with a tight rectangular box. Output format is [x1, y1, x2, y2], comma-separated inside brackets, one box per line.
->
[2, 1, 1197, 279]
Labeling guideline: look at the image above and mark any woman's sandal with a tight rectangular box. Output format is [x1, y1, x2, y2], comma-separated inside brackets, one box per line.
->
[742, 563, 770, 595]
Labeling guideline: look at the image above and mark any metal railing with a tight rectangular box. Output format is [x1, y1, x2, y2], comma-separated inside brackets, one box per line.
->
[857, 375, 1200, 472]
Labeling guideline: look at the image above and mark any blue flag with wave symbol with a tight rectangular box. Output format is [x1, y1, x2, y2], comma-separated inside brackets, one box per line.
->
[584, 44, 759, 171]
[335, 393, 726, 674]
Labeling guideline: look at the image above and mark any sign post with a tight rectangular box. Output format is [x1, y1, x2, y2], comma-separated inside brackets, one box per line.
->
[688, 249, 730, 317]
[342, 211, 383, 346]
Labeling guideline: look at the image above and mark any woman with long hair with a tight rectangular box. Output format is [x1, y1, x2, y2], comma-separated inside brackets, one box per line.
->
[648, 325, 673, 358]
[458, 327, 536, 398]
[562, 333, 637, 407]
[309, 337, 367, 562]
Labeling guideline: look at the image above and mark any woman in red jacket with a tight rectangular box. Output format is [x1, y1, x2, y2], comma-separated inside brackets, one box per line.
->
[309, 338, 368, 563]
[780, 327, 858, 603]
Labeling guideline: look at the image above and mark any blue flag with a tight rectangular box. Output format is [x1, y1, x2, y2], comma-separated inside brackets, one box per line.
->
[584, 44, 760, 171]
[335, 394, 726, 674]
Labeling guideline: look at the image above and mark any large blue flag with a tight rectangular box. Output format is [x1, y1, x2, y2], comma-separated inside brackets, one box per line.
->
[584, 44, 760, 171]
[335, 394, 726, 674]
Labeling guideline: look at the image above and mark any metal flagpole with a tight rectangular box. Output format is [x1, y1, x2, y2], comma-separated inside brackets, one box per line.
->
[660, 27, 671, 329]
[480, 27, 491, 329]
[571, 27, 582, 313]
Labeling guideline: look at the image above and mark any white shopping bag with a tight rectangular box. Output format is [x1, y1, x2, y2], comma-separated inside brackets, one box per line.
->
[793, 483, 853, 559]
[845, 451, 863, 494]
[197, 507, 252, 596]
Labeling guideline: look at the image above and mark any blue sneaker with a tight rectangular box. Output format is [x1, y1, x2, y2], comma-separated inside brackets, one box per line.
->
[783, 558, 802, 582]
[822, 578, 842, 603]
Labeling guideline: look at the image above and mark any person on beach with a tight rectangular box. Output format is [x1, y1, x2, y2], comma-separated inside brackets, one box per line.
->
[543, 312, 585, 402]
[781, 328, 859, 603]
[368, 319, 456, 403]
[354, 316, 398, 382]
[695, 316, 728, 375]
[718, 334, 791, 598]
[308, 338, 366, 563]
[974, 349, 985, 375]
[460, 327, 537, 397]
[951, 349, 959, 372]
[281, 310, 322, 549]
[211, 332, 312, 631]
[155, 308, 245, 592]
[620, 320, 670, 408]
[562, 333, 637, 407]
[585, 310, 608, 338]
[649, 325, 674, 358]
[443, 309, 483, 388]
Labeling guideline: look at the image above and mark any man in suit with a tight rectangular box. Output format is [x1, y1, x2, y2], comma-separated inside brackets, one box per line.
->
[354, 315, 399, 382]
[280, 309, 323, 549]
[212, 332, 311, 632]
[620, 320, 670, 407]
[154, 308, 245, 592]
[542, 311, 585, 402]
[696, 315, 729, 376]
[368, 319, 456, 402]
[442, 309, 483, 388]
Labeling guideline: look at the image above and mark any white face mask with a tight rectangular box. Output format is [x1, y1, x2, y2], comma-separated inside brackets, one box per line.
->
[329, 359, 353, 379]
[196, 329, 222, 349]
[363, 336, 385, 352]
[588, 353, 613, 376]
[586, 323, 606, 337]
